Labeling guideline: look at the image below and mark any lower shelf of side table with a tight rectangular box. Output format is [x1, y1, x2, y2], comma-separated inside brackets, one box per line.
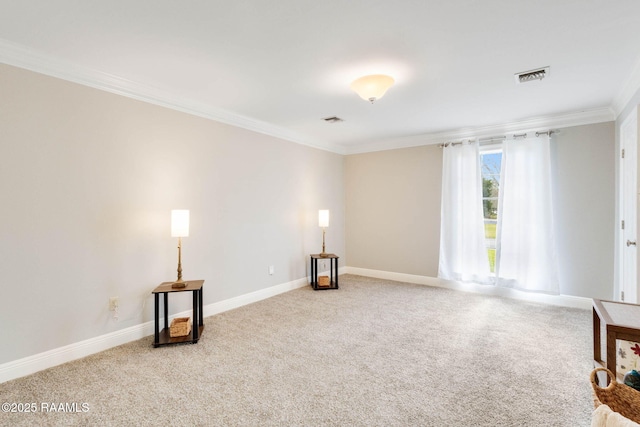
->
[311, 281, 339, 291]
[153, 325, 204, 347]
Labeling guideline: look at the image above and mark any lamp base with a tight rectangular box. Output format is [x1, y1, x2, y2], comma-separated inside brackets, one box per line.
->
[319, 252, 330, 258]
[171, 280, 188, 288]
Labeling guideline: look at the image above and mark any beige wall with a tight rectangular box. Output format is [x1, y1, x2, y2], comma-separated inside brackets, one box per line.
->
[0, 59, 617, 367]
[345, 145, 442, 276]
[551, 122, 615, 299]
[0, 63, 345, 364]
[345, 123, 616, 299]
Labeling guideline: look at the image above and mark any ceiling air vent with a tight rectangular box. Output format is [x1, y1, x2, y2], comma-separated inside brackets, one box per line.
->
[322, 116, 344, 123]
[514, 66, 550, 84]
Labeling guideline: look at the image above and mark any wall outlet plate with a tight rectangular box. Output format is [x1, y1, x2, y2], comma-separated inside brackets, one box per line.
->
[109, 297, 119, 311]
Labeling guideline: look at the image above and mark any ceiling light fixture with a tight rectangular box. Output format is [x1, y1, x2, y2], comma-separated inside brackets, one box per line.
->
[350, 74, 395, 103]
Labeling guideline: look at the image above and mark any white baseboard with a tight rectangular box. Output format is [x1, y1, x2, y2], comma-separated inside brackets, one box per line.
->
[344, 266, 592, 310]
[192, 268, 345, 319]
[0, 321, 156, 385]
[0, 276, 313, 384]
[201, 277, 309, 318]
[5, 265, 581, 384]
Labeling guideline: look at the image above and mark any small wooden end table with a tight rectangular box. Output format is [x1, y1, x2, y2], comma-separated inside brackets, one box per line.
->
[593, 299, 640, 382]
[152, 279, 204, 347]
[310, 254, 339, 290]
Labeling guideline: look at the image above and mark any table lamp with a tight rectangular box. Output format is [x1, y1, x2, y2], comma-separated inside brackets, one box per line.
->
[171, 209, 189, 288]
[319, 209, 329, 257]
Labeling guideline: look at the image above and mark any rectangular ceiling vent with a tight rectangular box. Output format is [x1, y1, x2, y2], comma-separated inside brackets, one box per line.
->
[322, 116, 344, 123]
[515, 66, 550, 84]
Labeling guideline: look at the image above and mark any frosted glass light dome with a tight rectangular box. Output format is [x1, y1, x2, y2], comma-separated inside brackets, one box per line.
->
[350, 74, 395, 103]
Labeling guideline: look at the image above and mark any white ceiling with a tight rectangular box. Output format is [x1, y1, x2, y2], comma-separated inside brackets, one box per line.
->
[1, 0, 640, 154]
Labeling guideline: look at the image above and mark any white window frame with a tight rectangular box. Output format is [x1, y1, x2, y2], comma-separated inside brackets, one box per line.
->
[479, 143, 502, 273]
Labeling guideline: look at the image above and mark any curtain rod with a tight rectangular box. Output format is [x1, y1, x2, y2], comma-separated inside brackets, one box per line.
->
[535, 130, 555, 137]
[478, 135, 508, 143]
[438, 138, 475, 148]
[438, 130, 556, 148]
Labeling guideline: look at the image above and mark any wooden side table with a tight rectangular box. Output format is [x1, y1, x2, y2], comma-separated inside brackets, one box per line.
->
[152, 279, 204, 347]
[593, 299, 640, 382]
[310, 254, 339, 290]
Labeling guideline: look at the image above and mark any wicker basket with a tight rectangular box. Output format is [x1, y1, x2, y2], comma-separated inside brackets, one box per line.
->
[591, 367, 640, 423]
[169, 317, 192, 337]
[318, 276, 330, 287]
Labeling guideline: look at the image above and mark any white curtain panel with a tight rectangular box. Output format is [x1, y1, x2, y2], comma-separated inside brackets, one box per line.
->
[438, 142, 491, 283]
[496, 135, 560, 294]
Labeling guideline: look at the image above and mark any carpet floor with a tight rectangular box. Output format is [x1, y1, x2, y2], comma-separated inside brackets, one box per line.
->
[0, 275, 594, 426]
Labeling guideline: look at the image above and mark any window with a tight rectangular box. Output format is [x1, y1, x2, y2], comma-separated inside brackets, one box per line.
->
[480, 147, 502, 272]
[439, 135, 558, 293]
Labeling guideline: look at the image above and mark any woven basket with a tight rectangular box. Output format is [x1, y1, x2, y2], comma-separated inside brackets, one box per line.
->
[169, 317, 192, 337]
[591, 367, 640, 423]
[318, 276, 330, 287]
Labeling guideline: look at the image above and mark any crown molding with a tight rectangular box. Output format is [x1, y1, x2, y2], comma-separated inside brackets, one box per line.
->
[612, 54, 640, 118]
[344, 107, 616, 155]
[0, 38, 345, 155]
[0, 38, 620, 157]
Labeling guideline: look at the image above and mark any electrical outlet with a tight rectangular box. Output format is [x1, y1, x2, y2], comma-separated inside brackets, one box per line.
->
[269, 265, 275, 275]
[109, 297, 119, 311]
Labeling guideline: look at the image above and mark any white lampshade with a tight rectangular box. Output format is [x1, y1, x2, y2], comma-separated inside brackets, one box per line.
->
[350, 74, 395, 103]
[171, 210, 190, 237]
[318, 210, 330, 228]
